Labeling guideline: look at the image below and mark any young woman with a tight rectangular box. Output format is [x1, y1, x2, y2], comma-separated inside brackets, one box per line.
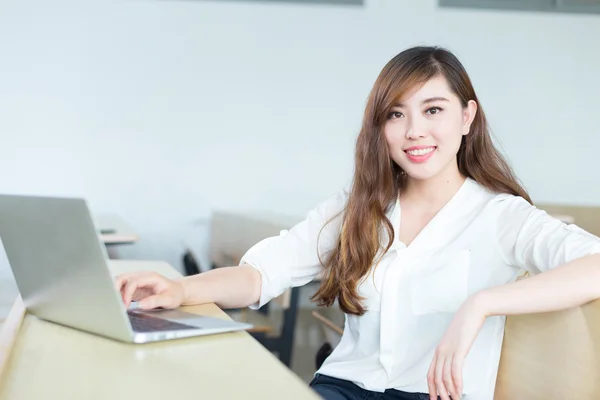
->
[116, 46, 600, 400]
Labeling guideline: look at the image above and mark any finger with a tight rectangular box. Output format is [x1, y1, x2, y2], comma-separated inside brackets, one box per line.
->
[436, 354, 450, 400]
[427, 353, 438, 400]
[138, 293, 174, 310]
[120, 281, 127, 303]
[123, 275, 162, 308]
[116, 276, 133, 304]
[115, 273, 131, 292]
[115, 272, 145, 293]
[122, 281, 140, 309]
[452, 355, 465, 398]
[443, 355, 459, 400]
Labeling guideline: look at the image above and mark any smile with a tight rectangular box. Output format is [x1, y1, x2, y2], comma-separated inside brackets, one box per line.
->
[404, 146, 437, 163]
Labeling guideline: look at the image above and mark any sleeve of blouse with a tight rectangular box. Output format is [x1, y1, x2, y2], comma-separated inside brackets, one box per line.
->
[495, 194, 600, 274]
[239, 190, 348, 309]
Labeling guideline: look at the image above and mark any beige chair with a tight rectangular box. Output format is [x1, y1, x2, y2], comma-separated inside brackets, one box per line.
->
[312, 297, 600, 399]
[494, 297, 600, 399]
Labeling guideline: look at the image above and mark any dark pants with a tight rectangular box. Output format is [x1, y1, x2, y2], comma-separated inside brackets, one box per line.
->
[310, 373, 442, 400]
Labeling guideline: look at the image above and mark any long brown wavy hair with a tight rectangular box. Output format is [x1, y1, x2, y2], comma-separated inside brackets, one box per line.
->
[311, 46, 532, 316]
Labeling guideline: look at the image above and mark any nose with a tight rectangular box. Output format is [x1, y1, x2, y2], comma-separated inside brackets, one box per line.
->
[405, 116, 428, 140]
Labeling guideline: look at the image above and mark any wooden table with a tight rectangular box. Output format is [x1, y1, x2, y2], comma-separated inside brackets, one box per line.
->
[95, 214, 139, 245]
[0, 260, 320, 400]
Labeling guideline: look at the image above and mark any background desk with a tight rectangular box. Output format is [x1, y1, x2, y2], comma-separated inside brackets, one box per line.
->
[0, 260, 320, 400]
[95, 214, 139, 246]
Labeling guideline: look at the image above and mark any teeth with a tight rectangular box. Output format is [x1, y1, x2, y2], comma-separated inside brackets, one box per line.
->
[407, 147, 435, 156]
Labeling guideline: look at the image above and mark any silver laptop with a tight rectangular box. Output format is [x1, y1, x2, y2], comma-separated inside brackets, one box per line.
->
[0, 194, 252, 343]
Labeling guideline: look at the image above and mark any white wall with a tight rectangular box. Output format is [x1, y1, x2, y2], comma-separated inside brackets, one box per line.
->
[1, 0, 599, 273]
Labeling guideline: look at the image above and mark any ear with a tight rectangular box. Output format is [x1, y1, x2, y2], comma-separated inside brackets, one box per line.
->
[462, 100, 478, 136]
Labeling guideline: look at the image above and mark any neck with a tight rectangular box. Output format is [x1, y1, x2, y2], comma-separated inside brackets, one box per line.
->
[401, 166, 466, 209]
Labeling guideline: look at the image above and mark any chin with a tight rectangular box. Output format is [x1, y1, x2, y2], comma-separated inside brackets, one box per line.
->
[402, 166, 441, 181]
[406, 172, 438, 181]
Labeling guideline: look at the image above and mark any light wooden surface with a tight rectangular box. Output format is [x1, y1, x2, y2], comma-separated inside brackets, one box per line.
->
[100, 233, 139, 245]
[0, 296, 24, 382]
[227, 309, 275, 334]
[95, 214, 139, 245]
[0, 260, 319, 400]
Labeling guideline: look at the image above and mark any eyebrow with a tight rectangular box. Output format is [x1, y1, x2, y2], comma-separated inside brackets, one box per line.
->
[393, 97, 450, 107]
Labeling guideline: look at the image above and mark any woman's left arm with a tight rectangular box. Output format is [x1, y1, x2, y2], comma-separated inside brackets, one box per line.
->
[478, 253, 600, 315]
[428, 197, 600, 400]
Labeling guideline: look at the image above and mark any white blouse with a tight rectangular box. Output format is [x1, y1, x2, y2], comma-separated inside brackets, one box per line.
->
[240, 178, 600, 399]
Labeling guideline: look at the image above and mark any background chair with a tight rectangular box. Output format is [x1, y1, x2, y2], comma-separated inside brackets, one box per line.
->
[227, 287, 300, 367]
[208, 210, 302, 367]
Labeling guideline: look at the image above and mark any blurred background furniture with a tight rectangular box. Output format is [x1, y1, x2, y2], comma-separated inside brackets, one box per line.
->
[207, 210, 303, 367]
[93, 214, 139, 260]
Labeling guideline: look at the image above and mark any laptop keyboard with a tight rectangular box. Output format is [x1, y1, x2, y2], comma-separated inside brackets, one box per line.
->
[128, 311, 199, 333]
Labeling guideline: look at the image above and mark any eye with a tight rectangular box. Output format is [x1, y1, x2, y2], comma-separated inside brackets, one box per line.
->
[426, 107, 443, 115]
[388, 111, 404, 120]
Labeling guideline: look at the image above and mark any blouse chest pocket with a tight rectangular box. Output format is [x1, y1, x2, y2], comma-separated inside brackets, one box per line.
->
[410, 249, 471, 316]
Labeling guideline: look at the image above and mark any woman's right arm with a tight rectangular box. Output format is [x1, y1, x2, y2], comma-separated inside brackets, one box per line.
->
[116, 189, 348, 311]
[115, 264, 261, 310]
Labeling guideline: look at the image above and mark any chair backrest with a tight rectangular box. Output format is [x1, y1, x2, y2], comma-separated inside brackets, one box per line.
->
[537, 203, 600, 236]
[209, 210, 300, 309]
[182, 250, 201, 276]
[494, 298, 600, 399]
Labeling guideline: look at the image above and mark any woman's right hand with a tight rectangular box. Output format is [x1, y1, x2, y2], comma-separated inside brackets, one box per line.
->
[115, 271, 185, 310]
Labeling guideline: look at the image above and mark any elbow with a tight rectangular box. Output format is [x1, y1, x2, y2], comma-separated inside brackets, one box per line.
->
[251, 267, 263, 306]
[241, 263, 263, 307]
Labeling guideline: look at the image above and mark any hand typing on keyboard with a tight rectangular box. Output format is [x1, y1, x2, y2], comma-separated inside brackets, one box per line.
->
[115, 271, 185, 310]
